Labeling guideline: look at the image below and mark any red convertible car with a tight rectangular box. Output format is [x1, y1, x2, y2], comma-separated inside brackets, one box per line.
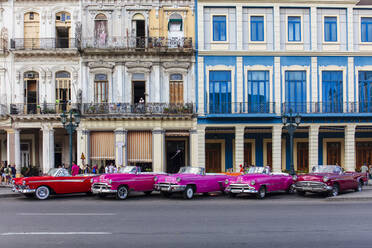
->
[12, 168, 97, 200]
[294, 165, 368, 197]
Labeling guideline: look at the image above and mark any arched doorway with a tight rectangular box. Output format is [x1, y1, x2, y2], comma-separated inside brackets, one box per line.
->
[55, 71, 71, 112]
[24, 12, 40, 49]
[55, 11, 71, 48]
[132, 13, 145, 48]
[24, 71, 39, 114]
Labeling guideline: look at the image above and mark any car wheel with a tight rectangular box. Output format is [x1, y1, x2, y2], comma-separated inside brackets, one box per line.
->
[116, 185, 129, 200]
[286, 184, 296, 194]
[35, 186, 50, 200]
[144, 191, 152, 196]
[228, 192, 237, 198]
[256, 186, 266, 199]
[161, 192, 172, 198]
[297, 191, 306, 196]
[183, 186, 194, 200]
[355, 181, 363, 192]
[329, 184, 339, 197]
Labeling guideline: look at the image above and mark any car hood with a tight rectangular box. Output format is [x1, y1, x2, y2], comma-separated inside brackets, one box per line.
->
[297, 173, 336, 182]
[157, 173, 199, 183]
[93, 173, 137, 183]
[231, 174, 267, 183]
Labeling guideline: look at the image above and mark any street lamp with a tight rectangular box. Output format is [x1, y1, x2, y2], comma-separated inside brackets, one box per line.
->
[282, 109, 301, 175]
[61, 108, 81, 169]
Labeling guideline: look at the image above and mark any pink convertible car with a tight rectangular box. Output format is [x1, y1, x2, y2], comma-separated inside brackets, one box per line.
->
[225, 166, 295, 199]
[154, 167, 234, 199]
[91, 166, 161, 200]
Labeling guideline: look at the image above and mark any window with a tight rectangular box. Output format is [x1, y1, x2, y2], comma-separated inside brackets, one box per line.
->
[247, 71, 269, 113]
[213, 16, 227, 41]
[250, 16, 264, 42]
[288, 16, 301, 42]
[168, 13, 183, 31]
[324, 17, 337, 42]
[359, 71, 372, 112]
[322, 71, 343, 113]
[94, 74, 108, 103]
[209, 71, 231, 113]
[285, 71, 306, 113]
[361, 17, 372, 42]
[55, 71, 71, 112]
[95, 14, 108, 46]
[169, 74, 183, 104]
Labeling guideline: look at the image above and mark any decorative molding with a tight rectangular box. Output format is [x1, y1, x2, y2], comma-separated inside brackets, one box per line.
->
[88, 61, 115, 70]
[163, 62, 190, 70]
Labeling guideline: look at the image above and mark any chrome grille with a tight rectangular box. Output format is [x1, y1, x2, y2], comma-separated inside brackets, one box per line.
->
[229, 184, 255, 190]
[92, 183, 111, 190]
[295, 181, 326, 189]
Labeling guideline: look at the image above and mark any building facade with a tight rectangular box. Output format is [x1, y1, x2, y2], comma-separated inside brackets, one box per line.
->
[0, 0, 196, 175]
[195, 0, 372, 173]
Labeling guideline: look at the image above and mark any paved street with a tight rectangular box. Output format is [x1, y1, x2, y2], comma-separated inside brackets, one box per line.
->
[1, 192, 372, 248]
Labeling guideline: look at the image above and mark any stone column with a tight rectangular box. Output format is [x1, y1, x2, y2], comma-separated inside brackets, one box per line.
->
[7, 129, 21, 175]
[236, 4, 243, 50]
[152, 128, 165, 172]
[310, 7, 317, 51]
[42, 126, 54, 173]
[235, 126, 245, 172]
[189, 128, 198, 166]
[197, 57, 204, 115]
[274, 57, 281, 114]
[273, 5, 280, 51]
[272, 125, 282, 173]
[347, 7, 354, 51]
[77, 129, 90, 167]
[197, 126, 206, 168]
[115, 129, 127, 167]
[345, 125, 356, 172]
[309, 125, 319, 171]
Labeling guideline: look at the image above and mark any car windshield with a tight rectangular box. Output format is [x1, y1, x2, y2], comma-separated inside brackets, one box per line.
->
[47, 168, 71, 177]
[312, 165, 342, 174]
[118, 166, 138, 174]
[246, 167, 268, 174]
[178, 167, 204, 175]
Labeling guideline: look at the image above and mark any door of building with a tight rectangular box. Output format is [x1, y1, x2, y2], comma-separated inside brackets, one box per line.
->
[266, 142, 272, 169]
[356, 142, 372, 171]
[244, 143, 252, 166]
[327, 142, 341, 166]
[205, 143, 221, 173]
[166, 140, 185, 173]
[20, 143, 30, 168]
[297, 142, 309, 172]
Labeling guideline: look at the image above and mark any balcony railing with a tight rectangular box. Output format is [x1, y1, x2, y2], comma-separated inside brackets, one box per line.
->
[206, 102, 276, 114]
[10, 38, 77, 50]
[10, 103, 73, 115]
[281, 102, 371, 114]
[82, 103, 194, 115]
[81, 36, 193, 51]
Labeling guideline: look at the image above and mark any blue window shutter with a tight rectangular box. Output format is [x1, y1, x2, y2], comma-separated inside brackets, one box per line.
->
[285, 71, 306, 112]
[322, 71, 343, 113]
[361, 17, 372, 42]
[359, 71, 372, 112]
[248, 71, 269, 113]
[324, 17, 337, 42]
[288, 16, 301, 42]
[251, 16, 264, 41]
[213, 16, 227, 41]
[209, 71, 231, 113]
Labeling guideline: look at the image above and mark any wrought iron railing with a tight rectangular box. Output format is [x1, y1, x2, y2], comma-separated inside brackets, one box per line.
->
[81, 36, 193, 50]
[10, 103, 73, 115]
[82, 103, 194, 115]
[10, 38, 78, 50]
[281, 102, 361, 114]
[206, 102, 276, 114]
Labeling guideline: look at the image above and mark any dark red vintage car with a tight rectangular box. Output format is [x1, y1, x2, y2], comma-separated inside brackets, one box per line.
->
[12, 168, 97, 200]
[294, 165, 368, 197]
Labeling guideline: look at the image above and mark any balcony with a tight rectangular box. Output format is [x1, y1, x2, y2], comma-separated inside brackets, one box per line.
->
[10, 38, 78, 51]
[10, 103, 74, 115]
[82, 103, 194, 116]
[81, 36, 193, 54]
[206, 102, 276, 115]
[282, 102, 372, 114]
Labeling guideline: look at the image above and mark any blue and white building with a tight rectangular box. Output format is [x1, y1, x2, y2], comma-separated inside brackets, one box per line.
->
[194, 0, 372, 173]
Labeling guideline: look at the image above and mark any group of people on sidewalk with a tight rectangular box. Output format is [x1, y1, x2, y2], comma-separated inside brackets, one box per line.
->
[360, 164, 372, 179]
[0, 163, 17, 185]
[67, 163, 119, 176]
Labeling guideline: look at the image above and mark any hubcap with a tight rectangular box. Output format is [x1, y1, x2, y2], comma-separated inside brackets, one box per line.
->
[37, 187, 48, 199]
[118, 187, 128, 199]
[260, 188, 265, 198]
[332, 186, 338, 196]
[187, 188, 193, 198]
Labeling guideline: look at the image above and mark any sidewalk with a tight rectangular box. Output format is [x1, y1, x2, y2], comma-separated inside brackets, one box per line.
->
[327, 182, 372, 201]
[0, 184, 19, 198]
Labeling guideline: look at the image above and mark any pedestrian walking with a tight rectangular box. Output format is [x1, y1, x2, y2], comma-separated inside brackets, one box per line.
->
[0, 163, 5, 185]
[84, 164, 91, 174]
[369, 165, 372, 179]
[71, 163, 80, 176]
[92, 164, 98, 174]
[4, 166, 10, 184]
[361, 163, 368, 173]
[11, 165, 16, 179]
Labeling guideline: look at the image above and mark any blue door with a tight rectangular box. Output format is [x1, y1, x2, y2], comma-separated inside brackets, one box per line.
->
[322, 71, 343, 113]
[359, 71, 372, 113]
[209, 71, 231, 114]
[285, 71, 306, 113]
[248, 71, 269, 113]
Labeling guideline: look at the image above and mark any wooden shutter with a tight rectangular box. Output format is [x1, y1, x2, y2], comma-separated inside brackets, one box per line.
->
[127, 131, 152, 162]
[90, 132, 115, 160]
[169, 81, 183, 104]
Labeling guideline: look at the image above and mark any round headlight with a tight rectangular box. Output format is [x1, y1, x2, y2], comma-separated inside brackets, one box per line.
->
[323, 176, 329, 183]
[292, 175, 298, 181]
[250, 180, 256, 185]
[154, 176, 158, 182]
[108, 179, 112, 184]
[225, 179, 229, 185]
[22, 180, 26, 186]
[90, 178, 93, 183]
[176, 177, 181, 182]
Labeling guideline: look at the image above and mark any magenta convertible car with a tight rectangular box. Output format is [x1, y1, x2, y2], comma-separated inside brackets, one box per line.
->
[225, 166, 295, 199]
[154, 167, 234, 199]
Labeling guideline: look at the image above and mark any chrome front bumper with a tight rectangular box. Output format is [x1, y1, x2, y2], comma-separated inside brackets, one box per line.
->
[12, 186, 36, 194]
[154, 183, 186, 192]
[225, 184, 258, 194]
[294, 181, 333, 192]
[91, 183, 117, 194]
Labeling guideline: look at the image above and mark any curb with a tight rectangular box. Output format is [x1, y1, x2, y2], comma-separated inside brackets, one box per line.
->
[326, 196, 372, 201]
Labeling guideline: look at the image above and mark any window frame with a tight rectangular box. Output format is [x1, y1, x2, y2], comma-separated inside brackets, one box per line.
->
[94, 74, 108, 103]
[360, 16, 372, 43]
[323, 15, 339, 43]
[169, 73, 184, 104]
[286, 15, 302, 43]
[249, 15, 266, 43]
[211, 14, 228, 43]
[321, 70, 343, 113]
[284, 70, 307, 113]
[358, 71, 372, 113]
[208, 70, 232, 114]
[247, 70, 270, 113]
